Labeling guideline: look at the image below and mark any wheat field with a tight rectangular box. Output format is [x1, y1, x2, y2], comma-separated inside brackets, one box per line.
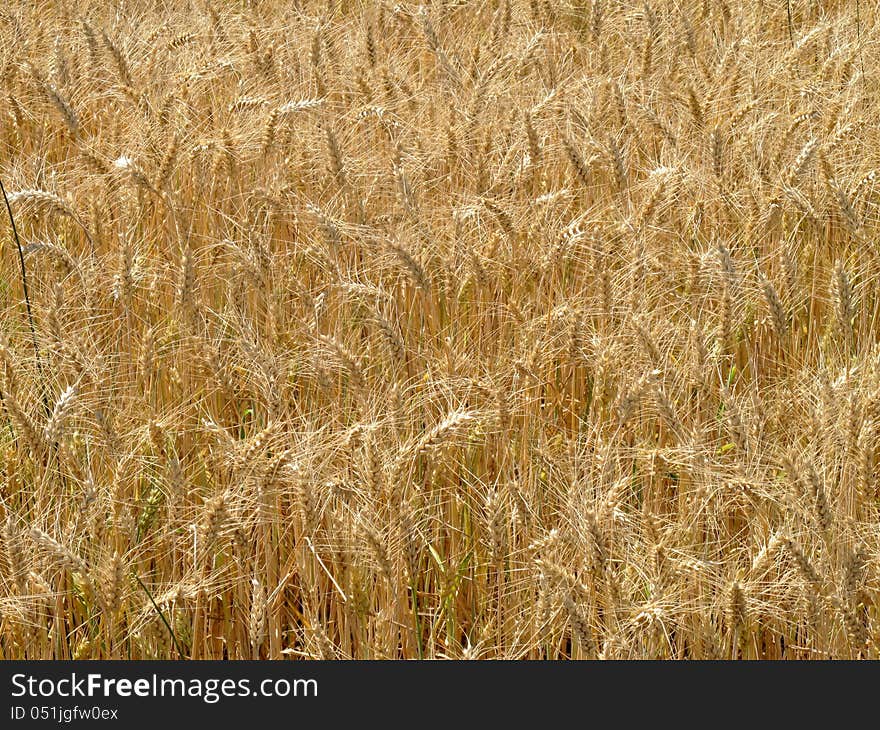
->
[1, 0, 879, 660]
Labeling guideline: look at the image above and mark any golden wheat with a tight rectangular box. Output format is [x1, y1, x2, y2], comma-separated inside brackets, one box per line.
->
[0, 0, 879, 660]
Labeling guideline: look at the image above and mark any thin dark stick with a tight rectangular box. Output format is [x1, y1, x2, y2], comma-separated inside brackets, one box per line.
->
[786, 1, 794, 46]
[0, 177, 43, 380]
[133, 572, 187, 659]
[857, 0, 865, 76]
